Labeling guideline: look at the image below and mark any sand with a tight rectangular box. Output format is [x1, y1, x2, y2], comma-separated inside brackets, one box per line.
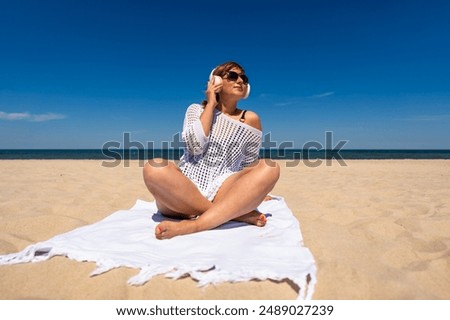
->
[0, 159, 449, 299]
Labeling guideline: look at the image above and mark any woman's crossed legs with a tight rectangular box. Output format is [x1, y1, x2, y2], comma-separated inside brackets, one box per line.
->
[143, 158, 280, 239]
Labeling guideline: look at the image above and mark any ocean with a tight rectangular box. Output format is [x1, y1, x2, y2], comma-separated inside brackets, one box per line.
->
[1, 149, 449, 160]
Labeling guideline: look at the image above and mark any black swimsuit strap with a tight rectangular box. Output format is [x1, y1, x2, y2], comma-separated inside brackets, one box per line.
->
[239, 110, 247, 122]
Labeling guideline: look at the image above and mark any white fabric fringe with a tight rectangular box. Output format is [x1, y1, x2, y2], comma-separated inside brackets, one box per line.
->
[0, 196, 316, 299]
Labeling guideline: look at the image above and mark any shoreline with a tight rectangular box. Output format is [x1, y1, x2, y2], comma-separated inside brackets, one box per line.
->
[1, 160, 449, 299]
[1, 149, 450, 161]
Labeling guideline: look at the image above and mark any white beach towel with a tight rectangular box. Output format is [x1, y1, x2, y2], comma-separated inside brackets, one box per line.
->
[0, 196, 316, 299]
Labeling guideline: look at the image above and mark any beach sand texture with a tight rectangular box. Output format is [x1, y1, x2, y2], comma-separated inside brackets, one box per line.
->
[0, 160, 449, 299]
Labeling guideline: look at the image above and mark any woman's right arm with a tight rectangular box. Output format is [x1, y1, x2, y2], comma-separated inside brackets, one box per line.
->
[199, 77, 222, 136]
[181, 104, 209, 155]
[182, 79, 222, 155]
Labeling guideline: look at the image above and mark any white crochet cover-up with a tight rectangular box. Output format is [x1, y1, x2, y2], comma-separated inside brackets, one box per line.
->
[178, 103, 262, 200]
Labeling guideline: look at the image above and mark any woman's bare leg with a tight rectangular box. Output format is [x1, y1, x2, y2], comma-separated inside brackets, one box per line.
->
[144, 158, 272, 222]
[155, 159, 280, 239]
[143, 158, 211, 218]
[210, 164, 269, 225]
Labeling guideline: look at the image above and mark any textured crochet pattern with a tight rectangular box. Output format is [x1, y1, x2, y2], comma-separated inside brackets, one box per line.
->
[179, 104, 262, 200]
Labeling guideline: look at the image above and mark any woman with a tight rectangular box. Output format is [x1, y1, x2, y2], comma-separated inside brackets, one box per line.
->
[143, 61, 280, 239]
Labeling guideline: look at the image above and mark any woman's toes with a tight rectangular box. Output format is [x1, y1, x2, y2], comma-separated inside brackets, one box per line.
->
[155, 224, 166, 239]
[257, 214, 267, 227]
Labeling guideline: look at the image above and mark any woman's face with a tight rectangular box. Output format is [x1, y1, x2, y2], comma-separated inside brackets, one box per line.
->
[221, 67, 248, 98]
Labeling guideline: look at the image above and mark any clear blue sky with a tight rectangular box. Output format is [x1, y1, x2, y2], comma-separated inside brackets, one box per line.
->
[1, 0, 449, 149]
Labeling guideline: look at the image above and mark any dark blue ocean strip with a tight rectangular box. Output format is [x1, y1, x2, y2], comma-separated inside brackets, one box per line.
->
[1, 149, 450, 160]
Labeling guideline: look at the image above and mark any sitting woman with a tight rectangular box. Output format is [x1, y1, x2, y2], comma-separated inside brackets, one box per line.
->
[143, 61, 280, 239]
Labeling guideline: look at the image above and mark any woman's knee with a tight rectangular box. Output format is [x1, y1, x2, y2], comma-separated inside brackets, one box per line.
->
[258, 159, 281, 183]
[143, 158, 172, 184]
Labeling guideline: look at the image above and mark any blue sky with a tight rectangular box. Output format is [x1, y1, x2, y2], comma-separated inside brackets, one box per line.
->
[1, 0, 449, 149]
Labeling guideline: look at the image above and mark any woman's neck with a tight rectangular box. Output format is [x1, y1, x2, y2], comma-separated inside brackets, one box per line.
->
[217, 99, 239, 115]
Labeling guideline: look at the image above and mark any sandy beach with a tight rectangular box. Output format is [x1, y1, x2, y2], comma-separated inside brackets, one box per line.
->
[0, 159, 449, 299]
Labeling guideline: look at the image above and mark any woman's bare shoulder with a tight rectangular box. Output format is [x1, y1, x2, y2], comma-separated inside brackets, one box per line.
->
[244, 110, 262, 131]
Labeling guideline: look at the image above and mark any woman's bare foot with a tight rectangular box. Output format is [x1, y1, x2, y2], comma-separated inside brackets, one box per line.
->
[155, 220, 198, 240]
[155, 210, 267, 240]
[233, 210, 267, 227]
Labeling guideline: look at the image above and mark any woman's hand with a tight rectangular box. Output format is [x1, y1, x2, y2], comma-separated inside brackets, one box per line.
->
[205, 77, 222, 107]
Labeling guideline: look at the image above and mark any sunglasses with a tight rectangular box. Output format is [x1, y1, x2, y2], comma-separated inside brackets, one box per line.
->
[224, 71, 249, 84]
